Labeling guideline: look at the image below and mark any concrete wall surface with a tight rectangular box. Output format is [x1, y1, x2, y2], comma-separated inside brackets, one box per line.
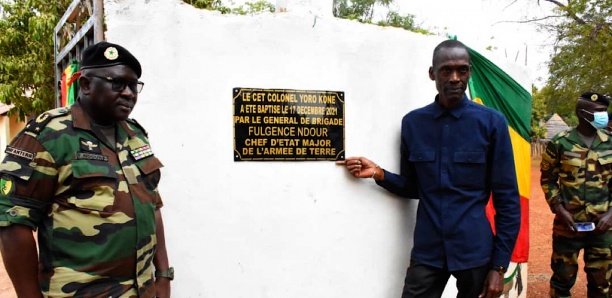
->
[103, 0, 525, 296]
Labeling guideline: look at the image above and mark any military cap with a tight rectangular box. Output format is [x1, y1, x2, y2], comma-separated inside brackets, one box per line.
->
[579, 91, 609, 106]
[80, 41, 142, 78]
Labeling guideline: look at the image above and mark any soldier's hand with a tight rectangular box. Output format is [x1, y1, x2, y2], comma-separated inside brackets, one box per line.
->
[336, 157, 381, 179]
[155, 277, 171, 297]
[553, 204, 575, 231]
[595, 211, 612, 232]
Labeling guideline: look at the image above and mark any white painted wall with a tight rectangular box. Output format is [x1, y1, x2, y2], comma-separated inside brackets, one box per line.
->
[103, 1, 525, 296]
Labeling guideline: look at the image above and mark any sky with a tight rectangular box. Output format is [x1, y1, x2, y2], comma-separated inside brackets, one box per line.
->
[389, 0, 557, 88]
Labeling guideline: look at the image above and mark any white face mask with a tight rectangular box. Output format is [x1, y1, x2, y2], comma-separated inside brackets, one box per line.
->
[582, 109, 609, 129]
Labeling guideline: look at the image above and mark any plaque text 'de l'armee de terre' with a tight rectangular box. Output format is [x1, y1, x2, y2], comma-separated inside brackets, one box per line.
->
[233, 88, 345, 161]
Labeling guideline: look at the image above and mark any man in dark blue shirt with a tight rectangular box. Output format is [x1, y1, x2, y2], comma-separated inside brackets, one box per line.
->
[338, 40, 520, 298]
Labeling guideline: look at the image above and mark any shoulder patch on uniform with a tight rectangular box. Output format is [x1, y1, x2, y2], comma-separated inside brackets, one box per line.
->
[0, 177, 14, 196]
[126, 118, 148, 137]
[5, 146, 34, 161]
[25, 108, 70, 136]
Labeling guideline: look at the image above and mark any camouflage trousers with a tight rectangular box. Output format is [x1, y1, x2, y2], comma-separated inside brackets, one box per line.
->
[550, 232, 612, 298]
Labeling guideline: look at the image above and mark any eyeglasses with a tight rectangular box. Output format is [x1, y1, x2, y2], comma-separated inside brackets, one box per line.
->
[87, 75, 144, 93]
[581, 109, 607, 115]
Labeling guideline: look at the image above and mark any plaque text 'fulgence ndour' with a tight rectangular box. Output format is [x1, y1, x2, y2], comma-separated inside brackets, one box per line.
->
[233, 88, 345, 161]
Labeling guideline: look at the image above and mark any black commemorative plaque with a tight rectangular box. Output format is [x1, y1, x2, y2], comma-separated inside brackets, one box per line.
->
[233, 88, 345, 161]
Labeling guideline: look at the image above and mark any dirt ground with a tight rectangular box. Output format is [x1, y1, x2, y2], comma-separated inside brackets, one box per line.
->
[0, 162, 593, 297]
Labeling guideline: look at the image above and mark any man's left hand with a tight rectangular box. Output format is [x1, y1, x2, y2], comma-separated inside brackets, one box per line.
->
[478, 270, 503, 298]
[155, 278, 171, 298]
[595, 210, 612, 232]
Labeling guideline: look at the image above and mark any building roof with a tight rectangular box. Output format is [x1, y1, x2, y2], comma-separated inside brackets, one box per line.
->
[0, 103, 15, 115]
[545, 113, 570, 140]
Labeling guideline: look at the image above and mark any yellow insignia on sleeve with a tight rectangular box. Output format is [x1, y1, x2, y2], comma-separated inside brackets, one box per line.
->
[104, 47, 119, 60]
[591, 94, 599, 101]
[0, 178, 13, 196]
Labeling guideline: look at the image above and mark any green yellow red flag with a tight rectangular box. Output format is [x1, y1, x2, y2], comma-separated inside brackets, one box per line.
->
[467, 47, 531, 263]
[60, 61, 80, 107]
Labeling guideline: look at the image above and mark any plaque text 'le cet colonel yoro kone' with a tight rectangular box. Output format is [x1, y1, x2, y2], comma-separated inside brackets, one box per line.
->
[233, 88, 345, 161]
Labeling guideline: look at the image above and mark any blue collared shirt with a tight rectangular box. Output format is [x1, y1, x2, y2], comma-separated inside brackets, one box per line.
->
[377, 96, 520, 271]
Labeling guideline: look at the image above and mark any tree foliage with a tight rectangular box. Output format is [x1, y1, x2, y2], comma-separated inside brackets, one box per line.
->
[333, 0, 430, 34]
[534, 0, 611, 122]
[531, 85, 548, 139]
[0, 0, 71, 119]
[333, 0, 391, 22]
[376, 11, 431, 34]
[184, 0, 274, 15]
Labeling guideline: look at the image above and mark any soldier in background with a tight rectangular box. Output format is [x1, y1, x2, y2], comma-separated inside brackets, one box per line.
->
[0, 42, 172, 297]
[540, 92, 612, 297]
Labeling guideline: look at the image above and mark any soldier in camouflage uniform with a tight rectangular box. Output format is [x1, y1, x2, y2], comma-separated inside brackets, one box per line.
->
[0, 42, 172, 297]
[541, 92, 612, 298]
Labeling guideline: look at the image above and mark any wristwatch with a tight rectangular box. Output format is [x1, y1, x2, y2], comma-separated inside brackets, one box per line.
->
[492, 265, 507, 275]
[155, 267, 174, 281]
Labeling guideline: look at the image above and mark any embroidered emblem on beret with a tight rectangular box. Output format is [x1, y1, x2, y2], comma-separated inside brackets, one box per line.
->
[80, 42, 142, 78]
[104, 47, 119, 60]
[580, 92, 608, 106]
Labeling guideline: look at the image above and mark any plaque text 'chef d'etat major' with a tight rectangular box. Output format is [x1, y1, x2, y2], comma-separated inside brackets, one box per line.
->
[233, 88, 345, 161]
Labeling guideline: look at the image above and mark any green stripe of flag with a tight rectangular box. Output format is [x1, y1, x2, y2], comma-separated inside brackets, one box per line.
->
[467, 47, 532, 141]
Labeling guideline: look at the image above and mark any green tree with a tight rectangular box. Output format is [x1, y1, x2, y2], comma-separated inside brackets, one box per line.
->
[0, 0, 71, 119]
[376, 11, 430, 34]
[183, 0, 274, 14]
[333, 0, 429, 33]
[333, 0, 392, 22]
[531, 85, 548, 139]
[184, 0, 223, 10]
[533, 0, 611, 120]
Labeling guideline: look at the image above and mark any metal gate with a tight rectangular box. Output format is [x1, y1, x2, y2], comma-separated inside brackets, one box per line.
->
[53, 0, 104, 107]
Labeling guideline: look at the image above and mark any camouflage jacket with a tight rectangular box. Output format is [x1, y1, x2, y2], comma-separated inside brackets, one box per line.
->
[0, 103, 163, 297]
[541, 128, 612, 234]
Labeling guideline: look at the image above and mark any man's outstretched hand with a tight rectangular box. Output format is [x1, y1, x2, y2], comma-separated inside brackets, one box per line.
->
[336, 156, 382, 180]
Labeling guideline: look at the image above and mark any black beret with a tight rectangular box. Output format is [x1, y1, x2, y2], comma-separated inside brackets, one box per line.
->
[80, 41, 142, 78]
[579, 91, 609, 106]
